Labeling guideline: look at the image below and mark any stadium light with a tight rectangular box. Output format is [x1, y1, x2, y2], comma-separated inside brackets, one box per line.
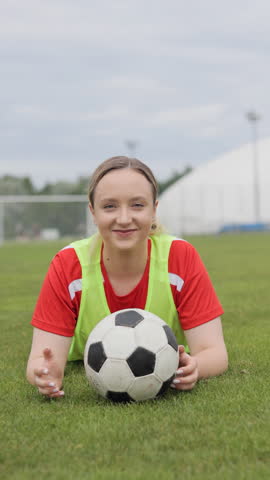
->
[246, 110, 261, 224]
[124, 140, 139, 157]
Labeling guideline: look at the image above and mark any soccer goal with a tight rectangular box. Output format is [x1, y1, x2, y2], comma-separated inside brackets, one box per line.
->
[0, 195, 96, 245]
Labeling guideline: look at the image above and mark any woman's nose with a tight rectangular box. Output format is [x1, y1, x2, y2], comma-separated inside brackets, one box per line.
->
[117, 207, 131, 224]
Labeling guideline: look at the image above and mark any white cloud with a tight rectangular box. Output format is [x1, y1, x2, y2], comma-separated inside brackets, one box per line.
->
[85, 106, 130, 122]
[156, 45, 267, 65]
[149, 104, 227, 128]
[100, 76, 174, 95]
[1, 1, 269, 53]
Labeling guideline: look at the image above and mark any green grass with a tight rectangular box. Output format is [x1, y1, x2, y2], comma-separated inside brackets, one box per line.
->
[1, 234, 270, 480]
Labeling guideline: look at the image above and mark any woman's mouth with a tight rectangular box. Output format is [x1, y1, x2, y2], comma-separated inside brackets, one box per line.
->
[112, 229, 137, 237]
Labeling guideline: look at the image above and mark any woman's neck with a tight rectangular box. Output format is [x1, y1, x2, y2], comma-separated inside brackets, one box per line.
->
[102, 241, 149, 278]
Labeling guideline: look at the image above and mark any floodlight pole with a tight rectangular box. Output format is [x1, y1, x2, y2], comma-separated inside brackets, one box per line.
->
[246, 111, 261, 224]
[125, 140, 138, 157]
[0, 203, 4, 245]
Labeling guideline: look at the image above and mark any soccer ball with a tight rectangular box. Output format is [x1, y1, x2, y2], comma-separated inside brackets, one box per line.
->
[84, 308, 179, 402]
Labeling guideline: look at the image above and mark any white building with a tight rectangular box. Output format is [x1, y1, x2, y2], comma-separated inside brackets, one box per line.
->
[157, 138, 270, 235]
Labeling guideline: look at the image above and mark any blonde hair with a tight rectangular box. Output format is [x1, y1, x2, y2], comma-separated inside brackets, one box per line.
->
[89, 156, 164, 235]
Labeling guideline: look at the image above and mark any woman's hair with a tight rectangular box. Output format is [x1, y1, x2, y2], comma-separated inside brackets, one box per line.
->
[88, 156, 164, 235]
[88, 156, 158, 206]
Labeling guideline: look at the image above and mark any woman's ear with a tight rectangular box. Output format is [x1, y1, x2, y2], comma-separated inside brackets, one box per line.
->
[89, 202, 94, 215]
[89, 203, 96, 225]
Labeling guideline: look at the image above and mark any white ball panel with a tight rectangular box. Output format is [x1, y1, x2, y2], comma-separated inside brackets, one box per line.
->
[102, 326, 136, 359]
[99, 359, 134, 391]
[134, 319, 167, 353]
[85, 366, 107, 398]
[86, 315, 115, 344]
[128, 374, 162, 401]
[155, 345, 179, 381]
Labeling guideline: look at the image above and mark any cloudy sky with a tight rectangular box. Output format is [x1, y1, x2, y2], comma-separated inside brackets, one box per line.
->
[1, 0, 269, 187]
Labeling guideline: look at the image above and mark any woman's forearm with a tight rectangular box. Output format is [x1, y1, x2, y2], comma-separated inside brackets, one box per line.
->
[194, 345, 228, 380]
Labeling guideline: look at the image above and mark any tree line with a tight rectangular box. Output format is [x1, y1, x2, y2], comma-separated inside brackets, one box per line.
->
[0, 167, 192, 196]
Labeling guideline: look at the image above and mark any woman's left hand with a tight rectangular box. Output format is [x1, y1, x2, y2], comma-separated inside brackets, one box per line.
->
[171, 345, 199, 391]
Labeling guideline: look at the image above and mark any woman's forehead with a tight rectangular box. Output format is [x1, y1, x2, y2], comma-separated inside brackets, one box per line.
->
[95, 169, 153, 196]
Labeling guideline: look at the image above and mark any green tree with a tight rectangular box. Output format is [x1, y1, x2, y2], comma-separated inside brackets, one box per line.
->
[158, 166, 192, 196]
[0, 175, 36, 195]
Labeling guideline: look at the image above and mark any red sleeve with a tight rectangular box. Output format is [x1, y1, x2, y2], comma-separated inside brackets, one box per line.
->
[31, 246, 82, 336]
[169, 239, 224, 330]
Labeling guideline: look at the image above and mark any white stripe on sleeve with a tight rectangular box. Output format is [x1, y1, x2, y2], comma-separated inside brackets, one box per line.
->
[169, 273, 184, 292]
[68, 279, 82, 300]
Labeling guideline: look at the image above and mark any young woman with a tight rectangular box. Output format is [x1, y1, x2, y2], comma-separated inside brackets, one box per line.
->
[26, 156, 228, 398]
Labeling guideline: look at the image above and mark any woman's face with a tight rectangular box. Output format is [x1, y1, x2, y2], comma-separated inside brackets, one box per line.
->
[90, 168, 157, 253]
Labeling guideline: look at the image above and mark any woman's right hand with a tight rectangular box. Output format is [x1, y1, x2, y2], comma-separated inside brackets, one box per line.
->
[27, 329, 72, 399]
[33, 347, 65, 398]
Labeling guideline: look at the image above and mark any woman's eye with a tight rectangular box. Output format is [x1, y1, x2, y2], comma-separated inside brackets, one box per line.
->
[104, 204, 115, 209]
[133, 203, 144, 208]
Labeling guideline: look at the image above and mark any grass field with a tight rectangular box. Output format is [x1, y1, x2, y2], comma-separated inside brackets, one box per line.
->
[1, 233, 269, 480]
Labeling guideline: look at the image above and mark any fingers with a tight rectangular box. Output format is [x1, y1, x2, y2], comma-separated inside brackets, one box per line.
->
[178, 345, 191, 367]
[35, 375, 55, 390]
[38, 389, 65, 399]
[38, 387, 65, 399]
[35, 373, 65, 397]
[178, 345, 185, 355]
[36, 379, 65, 398]
[177, 360, 196, 377]
[171, 372, 197, 390]
[171, 348, 199, 391]
[33, 356, 65, 399]
[171, 370, 198, 391]
[33, 367, 49, 377]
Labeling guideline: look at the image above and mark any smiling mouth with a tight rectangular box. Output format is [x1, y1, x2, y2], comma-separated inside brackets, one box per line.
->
[112, 229, 137, 234]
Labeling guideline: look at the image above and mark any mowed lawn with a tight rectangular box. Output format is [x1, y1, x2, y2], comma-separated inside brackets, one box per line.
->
[0, 233, 269, 480]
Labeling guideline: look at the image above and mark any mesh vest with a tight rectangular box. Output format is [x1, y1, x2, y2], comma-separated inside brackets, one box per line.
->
[68, 233, 185, 361]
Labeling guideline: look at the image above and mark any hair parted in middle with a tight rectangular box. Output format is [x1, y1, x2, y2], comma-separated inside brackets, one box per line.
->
[88, 156, 159, 207]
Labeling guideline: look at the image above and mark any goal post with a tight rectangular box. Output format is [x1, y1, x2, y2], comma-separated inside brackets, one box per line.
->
[0, 195, 96, 245]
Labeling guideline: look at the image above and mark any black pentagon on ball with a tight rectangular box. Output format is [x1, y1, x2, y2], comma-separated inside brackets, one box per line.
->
[127, 346, 156, 376]
[163, 325, 178, 352]
[157, 374, 175, 397]
[107, 391, 133, 403]
[87, 341, 107, 372]
[115, 309, 144, 328]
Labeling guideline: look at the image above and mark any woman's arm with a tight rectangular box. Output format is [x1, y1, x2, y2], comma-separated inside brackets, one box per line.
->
[171, 317, 228, 391]
[26, 328, 72, 398]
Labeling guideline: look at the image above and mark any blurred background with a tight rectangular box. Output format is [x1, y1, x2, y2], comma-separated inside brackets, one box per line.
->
[0, 0, 269, 241]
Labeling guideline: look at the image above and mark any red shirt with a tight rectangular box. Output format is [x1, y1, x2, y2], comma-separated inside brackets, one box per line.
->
[31, 238, 223, 337]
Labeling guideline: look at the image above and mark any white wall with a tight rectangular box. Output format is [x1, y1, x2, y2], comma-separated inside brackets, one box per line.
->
[158, 138, 270, 235]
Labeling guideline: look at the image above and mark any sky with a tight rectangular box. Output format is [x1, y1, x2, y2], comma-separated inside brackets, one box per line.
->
[1, 0, 270, 187]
